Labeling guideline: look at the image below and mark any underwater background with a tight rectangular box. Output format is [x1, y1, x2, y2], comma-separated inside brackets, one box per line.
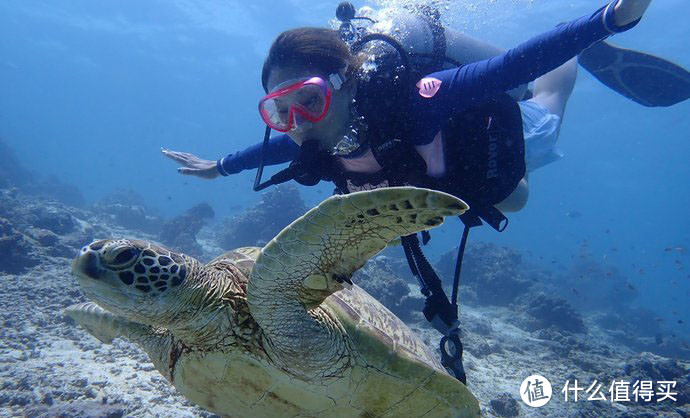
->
[1, 0, 689, 416]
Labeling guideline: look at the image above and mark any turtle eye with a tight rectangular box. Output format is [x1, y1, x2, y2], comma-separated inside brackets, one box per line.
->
[108, 248, 140, 268]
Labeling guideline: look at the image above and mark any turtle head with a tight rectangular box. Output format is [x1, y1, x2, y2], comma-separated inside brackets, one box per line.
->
[72, 239, 195, 325]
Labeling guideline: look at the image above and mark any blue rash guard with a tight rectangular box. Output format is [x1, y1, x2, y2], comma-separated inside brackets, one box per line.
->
[216, 2, 638, 177]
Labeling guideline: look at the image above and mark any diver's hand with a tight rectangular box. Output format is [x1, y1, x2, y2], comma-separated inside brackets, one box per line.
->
[613, 0, 652, 27]
[161, 148, 220, 179]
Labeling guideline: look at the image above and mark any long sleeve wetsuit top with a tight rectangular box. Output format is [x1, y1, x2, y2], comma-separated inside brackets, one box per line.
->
[216, 2, 637, 176]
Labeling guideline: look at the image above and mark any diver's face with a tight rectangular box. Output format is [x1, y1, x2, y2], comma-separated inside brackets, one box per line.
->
[266, 66, 354, 152]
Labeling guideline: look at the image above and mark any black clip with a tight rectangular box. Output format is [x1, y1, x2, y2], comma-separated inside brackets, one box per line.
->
[440, 331, 467, 385]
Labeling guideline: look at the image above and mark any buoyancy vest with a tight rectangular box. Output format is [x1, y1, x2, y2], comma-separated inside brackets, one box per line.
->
[331, 93, 526, 231]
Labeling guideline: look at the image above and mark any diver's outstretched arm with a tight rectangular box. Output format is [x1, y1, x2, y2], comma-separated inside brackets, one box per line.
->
[613, 0, 651, 27]
[429, 1, 652, 113]
[162, 134, 298, 179]
[443, 29, 529, 100]
[443, 29, 505, 65]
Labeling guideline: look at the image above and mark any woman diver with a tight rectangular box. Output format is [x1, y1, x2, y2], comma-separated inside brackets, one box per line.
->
[163, 0, 674, 217]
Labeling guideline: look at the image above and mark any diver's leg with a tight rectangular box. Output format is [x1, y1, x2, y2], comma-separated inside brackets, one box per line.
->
[530, 57, 578, 119]
[504, 58, 577, 211]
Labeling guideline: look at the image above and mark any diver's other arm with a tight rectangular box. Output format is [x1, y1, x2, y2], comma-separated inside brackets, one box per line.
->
[443, 29, 505, 65]
[443, 28, 528, 100]
[613, 0, 651, 27]
[436, 1, 649, 109]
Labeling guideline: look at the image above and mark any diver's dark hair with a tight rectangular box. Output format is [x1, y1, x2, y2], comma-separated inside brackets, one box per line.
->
[261, 28, 357, 92]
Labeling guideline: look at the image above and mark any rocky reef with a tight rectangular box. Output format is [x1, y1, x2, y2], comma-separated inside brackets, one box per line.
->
[518, 292, 586, 334]
[0, 189, 97, 273]
[91, 188, 162, 235]
[353, 255, 424, 323]
[436, 242, 533, 306]
[159, 203, 215, 258]
[215, 184, 308, 249]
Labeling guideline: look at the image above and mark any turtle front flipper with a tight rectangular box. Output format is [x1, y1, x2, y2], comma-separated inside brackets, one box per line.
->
[66, 302, 175, 381]
[247, 187, 467, 375]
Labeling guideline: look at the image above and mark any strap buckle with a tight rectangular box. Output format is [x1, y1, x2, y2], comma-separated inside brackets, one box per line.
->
[440, 328, 467, 384]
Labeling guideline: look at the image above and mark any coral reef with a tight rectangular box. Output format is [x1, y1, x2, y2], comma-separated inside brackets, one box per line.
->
[519, 292, 586, 334]
[489, 393, 520, 417]
[0, 217, 41, 273]
[436, 242, 533, 306]
[30, 205, 76, 235]
[0, 189, 98, 271]
[216, 184, 308, 249]
[622, 352, 690, 405]
[353, 256, 424, 322]
[91, 188, 161, 234]
[23, 401, 127, 418]
[159, 203, 215, 257]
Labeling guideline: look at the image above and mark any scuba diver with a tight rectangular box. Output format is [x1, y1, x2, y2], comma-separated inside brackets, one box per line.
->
[163, 0, 689, 382]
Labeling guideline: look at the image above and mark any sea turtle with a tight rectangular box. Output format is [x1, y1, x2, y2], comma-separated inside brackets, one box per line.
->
[66, 187, 480, 417]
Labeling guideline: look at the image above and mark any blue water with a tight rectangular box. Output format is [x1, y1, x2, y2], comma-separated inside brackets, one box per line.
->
[1, 1, 689, 330]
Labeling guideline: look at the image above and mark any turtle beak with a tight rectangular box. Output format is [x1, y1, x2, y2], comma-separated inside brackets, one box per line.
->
[72, 247, 104, 281]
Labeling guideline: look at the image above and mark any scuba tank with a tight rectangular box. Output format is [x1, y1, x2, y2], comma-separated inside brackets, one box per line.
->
[335, 3, 528, 101]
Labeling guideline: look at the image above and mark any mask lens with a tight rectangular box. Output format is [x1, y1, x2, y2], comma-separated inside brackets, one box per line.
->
[261, 99, 289, 128]
[292, 84, 327, 116]
[259, 77, 331, 132]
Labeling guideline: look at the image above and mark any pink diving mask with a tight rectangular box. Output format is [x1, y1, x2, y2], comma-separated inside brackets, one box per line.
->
[259, 76, 333, 132]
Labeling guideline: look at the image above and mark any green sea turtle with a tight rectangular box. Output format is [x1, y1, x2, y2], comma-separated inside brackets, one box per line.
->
[66, 187, 480, 417]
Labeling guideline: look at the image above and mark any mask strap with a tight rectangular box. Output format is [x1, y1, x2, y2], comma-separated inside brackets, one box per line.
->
[329, 63, 349, 90]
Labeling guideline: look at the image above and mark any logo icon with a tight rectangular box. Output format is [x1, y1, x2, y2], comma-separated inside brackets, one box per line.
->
[416, 77, 442, 98]
[520, 375, 552, 407]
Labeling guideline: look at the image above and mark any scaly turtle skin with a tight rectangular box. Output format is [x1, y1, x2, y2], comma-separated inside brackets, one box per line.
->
[66, 187, 480, 417]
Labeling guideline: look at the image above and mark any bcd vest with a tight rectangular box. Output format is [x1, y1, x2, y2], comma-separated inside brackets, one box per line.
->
[328, 93, 526, 231]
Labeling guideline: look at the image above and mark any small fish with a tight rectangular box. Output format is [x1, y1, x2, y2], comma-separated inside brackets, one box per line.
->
[626, 283, 636, 291]
[664, 246, 687, 254]
[656, 317, 665, 322]
[571, 288, 579, 296]
[678, 319, 685, 324]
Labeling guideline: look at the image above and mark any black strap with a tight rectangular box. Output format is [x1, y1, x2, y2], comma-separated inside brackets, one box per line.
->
[254, 139, 339, 191]
[401, 234, 466, 384]
[451, 224, 471, 309]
